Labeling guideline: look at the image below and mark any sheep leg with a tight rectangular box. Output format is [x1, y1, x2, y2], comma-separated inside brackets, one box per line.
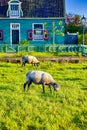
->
[42, 84, 45, 93]
[22, 61, 25, 66]
[32, 62, 35, 66]
[24, 63, 25, 66]
[24, 82, 28, 91]
[27, 81, 32, 91]
[49, 85, 52, 93]
[33, 63, 35, 66]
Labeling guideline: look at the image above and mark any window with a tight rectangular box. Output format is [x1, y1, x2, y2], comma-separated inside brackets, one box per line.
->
[28, 24, 48, 40]
[11, 5, 19, 11]
[0, 30, 3, 40]
[10, 4, 19, 17]
[11, 24, 19, 30]
[33, 24, 44, 40]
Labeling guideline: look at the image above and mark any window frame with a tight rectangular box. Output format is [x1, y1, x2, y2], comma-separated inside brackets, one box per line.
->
[32, 23, 44, 41]
[10, 3, 20, 18]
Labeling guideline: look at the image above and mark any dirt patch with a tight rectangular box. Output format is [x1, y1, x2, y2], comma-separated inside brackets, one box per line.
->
[0, 56, 87, 64]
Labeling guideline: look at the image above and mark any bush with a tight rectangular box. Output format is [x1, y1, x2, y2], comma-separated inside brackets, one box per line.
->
[19, 40, 29, 45]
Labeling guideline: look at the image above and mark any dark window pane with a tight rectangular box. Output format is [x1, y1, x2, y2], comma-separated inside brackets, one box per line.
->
[34, 24, 43, 29]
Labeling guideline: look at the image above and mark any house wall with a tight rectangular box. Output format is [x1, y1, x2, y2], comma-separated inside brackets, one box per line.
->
[0, 18, 65, 46]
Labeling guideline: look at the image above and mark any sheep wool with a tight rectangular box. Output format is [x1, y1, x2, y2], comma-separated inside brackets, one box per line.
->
[24, 70, 59, 93]
[22, 55, 40, 66]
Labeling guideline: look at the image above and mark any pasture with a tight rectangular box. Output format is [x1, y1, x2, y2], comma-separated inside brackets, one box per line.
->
[0, 61, 87, 130]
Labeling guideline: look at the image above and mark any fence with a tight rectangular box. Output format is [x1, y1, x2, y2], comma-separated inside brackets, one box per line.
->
[0, 44, 87, 55]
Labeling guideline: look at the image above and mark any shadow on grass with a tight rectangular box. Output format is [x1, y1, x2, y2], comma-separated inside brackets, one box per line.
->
[0, 64, 11, 67]
[81, 87, 87, 90]
[67, 67, 87, 70]
[0, 85, 14, 91]
[63, 77, 82, 81]
[27, 126, 37, 130]
[27, 125, 46, 130]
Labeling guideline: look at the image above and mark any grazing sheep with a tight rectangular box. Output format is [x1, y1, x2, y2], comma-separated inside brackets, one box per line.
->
[24, 70, 59, 93]
[22, 56, 40, 66]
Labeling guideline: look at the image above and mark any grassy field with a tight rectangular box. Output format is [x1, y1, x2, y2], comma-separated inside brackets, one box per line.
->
[0, 61, 87, 130]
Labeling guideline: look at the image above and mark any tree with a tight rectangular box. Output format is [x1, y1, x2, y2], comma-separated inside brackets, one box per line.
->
[65, 13, 85, 34]
[66, 13, 81, 25]
[65, 13, 87, 45]
[74, 14, 81, 25]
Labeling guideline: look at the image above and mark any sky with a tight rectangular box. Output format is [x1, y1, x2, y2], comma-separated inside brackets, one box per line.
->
[66, 0, 87, 17]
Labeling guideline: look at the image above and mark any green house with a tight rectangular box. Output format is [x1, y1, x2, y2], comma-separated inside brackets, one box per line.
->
[0, 0, 65, 46]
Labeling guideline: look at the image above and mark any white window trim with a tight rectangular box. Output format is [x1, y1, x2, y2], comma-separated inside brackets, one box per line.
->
[10, 3, 20, 18]
[10, 23, 20, 45]
[32, 23, 44, 41]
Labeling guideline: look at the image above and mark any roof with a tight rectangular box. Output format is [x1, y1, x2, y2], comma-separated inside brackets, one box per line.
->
[8, 0, 20, 3]
[0, 0, 65, 18]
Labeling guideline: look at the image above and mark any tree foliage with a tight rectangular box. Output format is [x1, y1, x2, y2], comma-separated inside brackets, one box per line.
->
[65, 13, 87, 33]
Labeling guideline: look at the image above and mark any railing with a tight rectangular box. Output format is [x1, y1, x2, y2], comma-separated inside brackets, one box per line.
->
[13, 44, 80, 53]
[80, 45, 87, 55]
[0, 44, 87, 55]
[0, 44, 16, 53]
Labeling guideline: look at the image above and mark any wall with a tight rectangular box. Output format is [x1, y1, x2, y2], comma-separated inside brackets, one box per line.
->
[0, 18, 65, 45]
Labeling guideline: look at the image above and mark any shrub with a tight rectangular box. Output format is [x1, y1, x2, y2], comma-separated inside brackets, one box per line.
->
[19, 40, 29, 45]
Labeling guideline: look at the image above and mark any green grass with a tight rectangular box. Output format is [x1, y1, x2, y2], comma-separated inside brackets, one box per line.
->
[0, 61, 87, 130]
[0, 51, 82, 57]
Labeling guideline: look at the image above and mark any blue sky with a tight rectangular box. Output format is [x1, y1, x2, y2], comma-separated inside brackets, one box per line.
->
[66, 0, 87, 17]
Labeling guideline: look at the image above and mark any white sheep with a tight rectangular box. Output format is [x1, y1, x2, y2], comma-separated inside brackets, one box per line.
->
[24, 70, 59, 93]
[22, 56, 40, 66]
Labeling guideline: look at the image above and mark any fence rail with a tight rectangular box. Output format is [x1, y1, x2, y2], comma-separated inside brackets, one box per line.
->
[0, 44, 87, 55]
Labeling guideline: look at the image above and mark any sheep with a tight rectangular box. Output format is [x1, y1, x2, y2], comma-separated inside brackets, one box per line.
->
[22, 55, 40, 66]
[24, 70, 59, 93]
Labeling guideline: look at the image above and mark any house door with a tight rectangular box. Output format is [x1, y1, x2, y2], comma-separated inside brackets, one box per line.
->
[10, 23, 20, 44]
[12, 30, 19, 44]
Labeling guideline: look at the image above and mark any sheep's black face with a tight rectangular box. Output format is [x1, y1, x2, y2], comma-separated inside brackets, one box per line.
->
[37, 62, 40, 67]
[53, 83, 59, 91]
